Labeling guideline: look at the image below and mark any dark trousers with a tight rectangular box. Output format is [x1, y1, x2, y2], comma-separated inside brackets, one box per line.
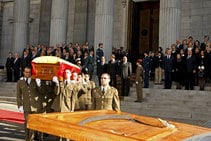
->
[121, 77, 130, 96]
[185, 72, 195, 90]
[144, 71, 150, 88]
[6, 68, 13, 82]
[14, 69, 20, 82]
[164, 70, 172, 89]
[110, 74, 117, 88]
[198, 77, 205, 90]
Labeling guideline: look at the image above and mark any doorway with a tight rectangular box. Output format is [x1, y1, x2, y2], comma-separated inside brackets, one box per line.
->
[128, 0, 159, 59]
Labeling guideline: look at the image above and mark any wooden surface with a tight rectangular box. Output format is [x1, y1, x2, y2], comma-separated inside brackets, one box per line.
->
[28, 110, 211, 141]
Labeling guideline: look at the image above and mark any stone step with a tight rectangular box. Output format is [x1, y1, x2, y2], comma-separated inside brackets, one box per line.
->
[121, 86, 211, 124]
[0, 82, 17, 97]
[121, 97, 211, 114]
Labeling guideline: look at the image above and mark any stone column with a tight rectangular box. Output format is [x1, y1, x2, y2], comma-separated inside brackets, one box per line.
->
[159, 0, 181, 50]
[94, 0, 114, 61]
[13, 0, 30, 54]
[121, 0, 129, 49]
[38, 0, 52, 46]
[50, 0, 68, 47]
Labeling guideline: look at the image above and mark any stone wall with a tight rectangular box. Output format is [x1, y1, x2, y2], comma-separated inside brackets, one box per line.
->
[180, 0, 211, 42]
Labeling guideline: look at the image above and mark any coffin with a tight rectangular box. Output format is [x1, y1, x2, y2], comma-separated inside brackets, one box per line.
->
[31, 56, 81, 81]
[27, 110, 211, 141]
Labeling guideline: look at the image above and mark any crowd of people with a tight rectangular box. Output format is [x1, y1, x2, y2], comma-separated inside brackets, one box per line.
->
[4, 35, 211, 140]
[142, 35, 211, 90]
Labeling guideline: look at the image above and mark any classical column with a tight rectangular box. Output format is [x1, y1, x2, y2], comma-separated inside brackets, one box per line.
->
[50, 0, 68, 47]
[13, 0, 30, 54]
[38, 0, 52, 46]
[94, 0, 114, 61]
[121, 0, 129, 49]
[159, 0, 181, 49]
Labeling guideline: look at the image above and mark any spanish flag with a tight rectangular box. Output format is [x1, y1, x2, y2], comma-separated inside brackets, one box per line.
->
[31, 56, 81, 81]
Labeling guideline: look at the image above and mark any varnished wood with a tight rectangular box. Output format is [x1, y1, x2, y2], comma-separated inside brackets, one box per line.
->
[28, 110, 211, 141]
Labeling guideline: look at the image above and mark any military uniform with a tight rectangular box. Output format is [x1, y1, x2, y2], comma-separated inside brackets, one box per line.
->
[52, 81, 74, 112]
[78, 81, 96, 110]
[39, 81, 56, 113]
[135, 64, 144, 102]
[16, 78, 42, 141]
[91, 86, 120, 111]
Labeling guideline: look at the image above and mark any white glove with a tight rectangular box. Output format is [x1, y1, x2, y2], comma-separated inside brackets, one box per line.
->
[52, 76, 59, 84]
[19, 106, 24, 113]
[19, 77, 24, 80]
[35, 78, 41, 87]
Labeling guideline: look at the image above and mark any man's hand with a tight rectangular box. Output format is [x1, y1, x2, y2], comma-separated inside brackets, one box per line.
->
[18, 106, 24, 113]
[35, 78, 41, 87]
[52, 76, 59, 85]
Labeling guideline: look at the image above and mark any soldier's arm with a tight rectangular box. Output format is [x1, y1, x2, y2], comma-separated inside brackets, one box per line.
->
[71, 89, 76, 112]
[112, 88, 121, 111]
[91, 89, 96, 110]
[54, 82, 62, 95]
[16, 81, 23, 108]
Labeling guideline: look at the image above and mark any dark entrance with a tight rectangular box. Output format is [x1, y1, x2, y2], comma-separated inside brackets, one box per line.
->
[128, 0, 159, 60]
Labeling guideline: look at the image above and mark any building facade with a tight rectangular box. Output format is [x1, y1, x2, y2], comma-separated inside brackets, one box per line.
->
[0, 0, 211, 66]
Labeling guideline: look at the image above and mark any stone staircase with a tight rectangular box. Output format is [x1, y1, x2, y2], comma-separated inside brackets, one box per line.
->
[121, 84, 211, 126]
[0, 82, 17, 104]
[0, 81, 211, 126]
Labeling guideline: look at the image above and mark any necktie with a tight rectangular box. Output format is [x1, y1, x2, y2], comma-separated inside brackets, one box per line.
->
[102, 88, 105, 94]
[26, 78, 29, 85]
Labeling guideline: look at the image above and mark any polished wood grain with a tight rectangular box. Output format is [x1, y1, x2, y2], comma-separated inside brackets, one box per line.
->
[27, 110, 211, 141]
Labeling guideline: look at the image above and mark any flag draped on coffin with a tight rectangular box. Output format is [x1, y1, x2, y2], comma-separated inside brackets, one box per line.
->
[31, 56, 81, 81]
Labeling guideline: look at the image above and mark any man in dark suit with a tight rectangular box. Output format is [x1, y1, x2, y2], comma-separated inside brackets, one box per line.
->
[107, 54, 118, 87]
[185, 49, 196, 90]
[20, 50, 31, 76]
[119, 56, 132, 96]
[5, 52, 14, 82]
[97, 56, 108, 85]
[83, 51, 95, 80]
[96, 43, 104, 73]
[200, 35, 209, 51]
[163, 49, 174, 89]
[13, 53, 21, 82]
[142, 52, 151, 88]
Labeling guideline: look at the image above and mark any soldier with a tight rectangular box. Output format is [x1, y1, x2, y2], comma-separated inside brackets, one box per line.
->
[78, 73, 96, 110]
[91, 73, 120, 111]
[39, 80, 56, 113]
[135, 59, 144, 102]
[51, 69, 74, 112]
[16, 66, 42, 141]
